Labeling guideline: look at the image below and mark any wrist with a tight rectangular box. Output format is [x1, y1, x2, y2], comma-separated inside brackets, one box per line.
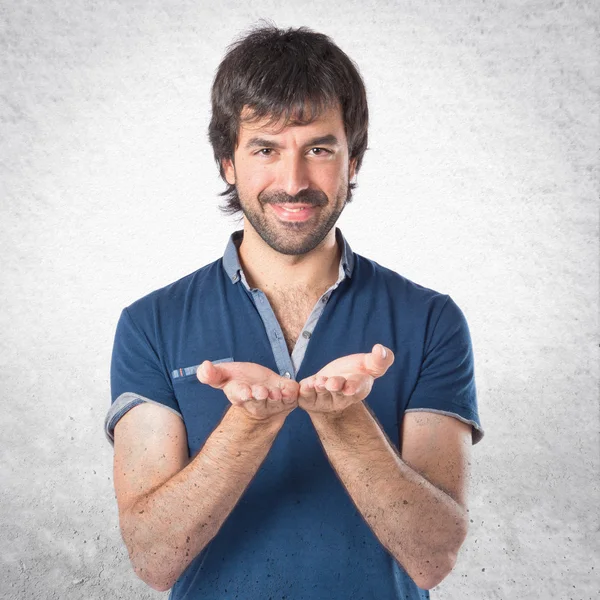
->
[307, 400, 365, 425]
[230, 405, 289, 433]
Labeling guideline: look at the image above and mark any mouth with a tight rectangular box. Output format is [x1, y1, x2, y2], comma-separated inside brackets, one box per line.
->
[270, 204, 317, 222]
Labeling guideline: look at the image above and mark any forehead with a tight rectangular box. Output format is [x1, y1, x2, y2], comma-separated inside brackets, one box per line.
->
[237, 104, 345, 139]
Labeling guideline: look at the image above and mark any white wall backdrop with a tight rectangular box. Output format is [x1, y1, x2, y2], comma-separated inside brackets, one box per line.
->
[1, 1, 598, 598]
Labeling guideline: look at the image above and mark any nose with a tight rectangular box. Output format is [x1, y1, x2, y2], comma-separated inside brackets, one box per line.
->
[277, 153, 310, 197]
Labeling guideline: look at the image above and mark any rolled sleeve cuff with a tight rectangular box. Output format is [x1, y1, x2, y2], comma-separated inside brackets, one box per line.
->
[104, 392, 183, 445]
[404, 405, 485, 445]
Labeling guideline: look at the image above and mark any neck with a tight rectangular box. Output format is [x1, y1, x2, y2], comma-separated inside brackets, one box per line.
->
[238, 226, 341, 294]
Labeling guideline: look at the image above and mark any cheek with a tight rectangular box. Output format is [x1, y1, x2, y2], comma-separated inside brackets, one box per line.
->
[325, 165, 349, 193]
[236, 161, 273, 194]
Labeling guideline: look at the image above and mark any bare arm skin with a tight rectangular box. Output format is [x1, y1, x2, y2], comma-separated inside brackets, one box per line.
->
[298, 345, 472, 590]
[308, 405, 471, 591]
[113, 361, 298, 592]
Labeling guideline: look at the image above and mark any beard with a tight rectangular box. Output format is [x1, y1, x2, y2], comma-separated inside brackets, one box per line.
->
[237, 184, 350, 256]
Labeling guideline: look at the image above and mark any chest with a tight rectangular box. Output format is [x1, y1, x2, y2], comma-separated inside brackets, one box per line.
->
[267, 289, 322, 354]
[167, 278, 415, 456]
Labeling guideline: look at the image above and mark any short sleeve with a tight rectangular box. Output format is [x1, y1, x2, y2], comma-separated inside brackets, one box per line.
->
[405, 296, 484, 444]
[105, 307, 181, 445]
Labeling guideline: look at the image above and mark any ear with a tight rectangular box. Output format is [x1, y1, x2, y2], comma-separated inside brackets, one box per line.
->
[349, 157, 357, 182]
[222, 158, 236, 185]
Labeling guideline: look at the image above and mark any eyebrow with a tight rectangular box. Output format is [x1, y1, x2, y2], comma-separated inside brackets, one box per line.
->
[244, 134, 340, 150]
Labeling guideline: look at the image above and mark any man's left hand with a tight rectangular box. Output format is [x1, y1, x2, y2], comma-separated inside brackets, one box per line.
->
[298, 344, 395, 415]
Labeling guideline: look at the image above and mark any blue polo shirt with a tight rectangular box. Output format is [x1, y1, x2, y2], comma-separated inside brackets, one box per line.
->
[106, 227, 484, 600]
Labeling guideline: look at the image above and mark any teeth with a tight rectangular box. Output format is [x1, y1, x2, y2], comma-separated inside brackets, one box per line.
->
[278, 206, 307, 213]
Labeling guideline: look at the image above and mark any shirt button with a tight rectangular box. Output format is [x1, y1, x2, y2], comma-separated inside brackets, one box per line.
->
[302, 330, 311, 339]
[321, 296, 328, 303]
[284, 372, 291, 379]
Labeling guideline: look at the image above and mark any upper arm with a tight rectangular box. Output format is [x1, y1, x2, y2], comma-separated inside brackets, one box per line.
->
[109, 306, 188, 515]
[400, 411, 472, 510]
[113, 402, 189, 517]
[399, 296, 482, 510]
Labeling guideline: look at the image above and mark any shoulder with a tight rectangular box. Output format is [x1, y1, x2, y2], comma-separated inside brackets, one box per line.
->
[353, 253, 453, 316]
[124, 258, 224, 326]
[350, 253, 474, 346]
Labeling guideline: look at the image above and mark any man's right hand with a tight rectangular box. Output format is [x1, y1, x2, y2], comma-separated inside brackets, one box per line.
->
[115, 360, 298, 591]
[197, 360, 299, 422]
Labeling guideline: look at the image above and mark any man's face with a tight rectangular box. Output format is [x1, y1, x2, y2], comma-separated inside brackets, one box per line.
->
[223, 105, 356, 256]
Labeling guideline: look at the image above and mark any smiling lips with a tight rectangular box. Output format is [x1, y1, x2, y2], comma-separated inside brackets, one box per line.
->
[271, 204, 316, 222]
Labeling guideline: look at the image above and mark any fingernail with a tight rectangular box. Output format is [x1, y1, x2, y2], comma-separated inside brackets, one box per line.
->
[380, 345, 387, 359]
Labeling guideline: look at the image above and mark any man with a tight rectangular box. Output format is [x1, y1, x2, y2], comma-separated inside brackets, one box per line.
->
[105, 24, 484, 600]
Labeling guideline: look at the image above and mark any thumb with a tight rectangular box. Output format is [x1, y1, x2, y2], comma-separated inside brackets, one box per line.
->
[197, 360, 227, 388]
[367, 344, 394, 375]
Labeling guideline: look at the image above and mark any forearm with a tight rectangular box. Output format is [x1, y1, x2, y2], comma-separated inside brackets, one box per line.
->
[121, 407, 284, 591]
[309, 402, 467, 590]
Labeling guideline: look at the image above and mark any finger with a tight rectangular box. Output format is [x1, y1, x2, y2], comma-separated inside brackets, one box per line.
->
[299, 377, 317, 406]
[314, 376, 333, 409]
[365, 344, 395, 376]
[314, 375, 329, 390]
[251, 384, 269, 401]
[227, 382, 253, 405]
[275, 379, 298, 404]
[197, 361, 227, 388]
[324, 376, 346, 393]
[231, 384, 267, 416]
[268, 385, 283, 402]
[280, 381, 298, 404]
[344, 374, 373, 398]
[341, 378, 358, 396]
[266, 390, 292, 413]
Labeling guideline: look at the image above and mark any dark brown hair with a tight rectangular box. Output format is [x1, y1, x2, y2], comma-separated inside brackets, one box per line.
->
[208, 23, 369, 217]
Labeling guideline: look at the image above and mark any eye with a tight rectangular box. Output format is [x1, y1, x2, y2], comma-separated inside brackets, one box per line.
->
[309, 148, 332, 156]
[256, 148, 274, 156]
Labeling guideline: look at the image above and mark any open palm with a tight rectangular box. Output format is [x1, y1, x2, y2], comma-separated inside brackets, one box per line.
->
[197, 360, 299, 422]
[298, 344, 395, 414]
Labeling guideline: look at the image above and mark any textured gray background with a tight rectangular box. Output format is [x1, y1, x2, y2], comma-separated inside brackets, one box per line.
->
[1, 1, 598, 598]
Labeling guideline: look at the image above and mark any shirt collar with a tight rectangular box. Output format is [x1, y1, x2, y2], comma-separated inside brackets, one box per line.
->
[223, 227, 354, 285]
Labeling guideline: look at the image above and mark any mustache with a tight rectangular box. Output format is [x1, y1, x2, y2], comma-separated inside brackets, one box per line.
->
[259, 189, 328, 207]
